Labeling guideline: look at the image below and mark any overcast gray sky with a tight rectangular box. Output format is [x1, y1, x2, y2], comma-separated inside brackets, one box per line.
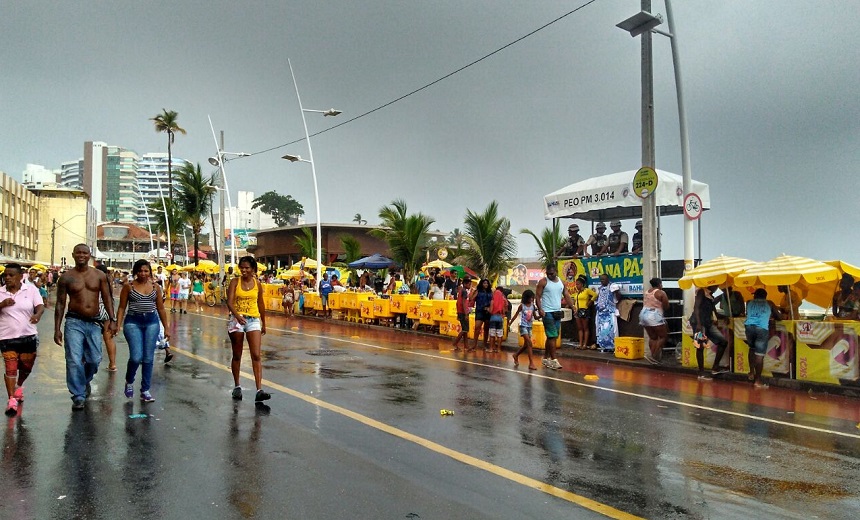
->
[2, 1, 858, 264]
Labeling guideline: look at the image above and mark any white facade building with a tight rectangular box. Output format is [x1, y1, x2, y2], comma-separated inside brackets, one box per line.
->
[136, 153, 190, 224]
[21, 163, 60, 188]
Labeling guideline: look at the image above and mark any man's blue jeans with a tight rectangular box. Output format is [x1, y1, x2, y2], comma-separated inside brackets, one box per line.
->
[64, 316, 103, 401]
[123, 312, 160, 392]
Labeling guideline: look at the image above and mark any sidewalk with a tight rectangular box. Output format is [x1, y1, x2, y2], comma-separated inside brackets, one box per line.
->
[277, 309, 860, 400]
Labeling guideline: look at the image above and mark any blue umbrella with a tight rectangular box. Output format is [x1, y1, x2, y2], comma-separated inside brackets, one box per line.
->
[348, 253, 396, 269]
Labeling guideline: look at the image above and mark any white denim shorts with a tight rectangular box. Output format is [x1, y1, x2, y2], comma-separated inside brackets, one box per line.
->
[227, 315, 262, 334]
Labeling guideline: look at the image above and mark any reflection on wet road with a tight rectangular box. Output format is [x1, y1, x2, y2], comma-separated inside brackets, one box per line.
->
[1, 308, 858, 519]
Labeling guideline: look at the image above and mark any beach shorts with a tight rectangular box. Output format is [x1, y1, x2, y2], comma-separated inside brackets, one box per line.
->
[488, 315, 504, 337]
[475, 309, 490, 322]
[0, 335, 38, 354]
[638, 307, 665, 327]
[457, 313, 470, 332]
[542, 312, 562, 339]
[321, 294, 329, 307]
[745, 325, 768, 355]
[170, 291, 180, 301]
[192, 291, 204, 297]
[228, 315, 262, 334]
[178, 291, 190, 301]
[519, 325, 532, 337]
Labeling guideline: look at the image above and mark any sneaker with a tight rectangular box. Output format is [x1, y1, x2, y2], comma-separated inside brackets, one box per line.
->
[5, 397, 18, 417]
[542, 358, 551, 368]
[254, 390, 271, 402]
[124, 384, 134, 398]
[712, 367, 730, 376]
[140, 391, 155, 403]
[697, 374, 713, 381]
[72, 399, 85, 410]
[232, 386, 243, 400]
[13, 386, 24, 402]
[754, 382, 769, 389]
[164, 351, 174, 364]
[550, 359, 563, 370]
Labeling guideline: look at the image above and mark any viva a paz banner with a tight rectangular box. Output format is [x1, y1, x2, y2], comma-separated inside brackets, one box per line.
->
[558, 254, 644, 297]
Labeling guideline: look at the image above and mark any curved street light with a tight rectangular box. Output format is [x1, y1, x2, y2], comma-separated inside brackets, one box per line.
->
[281, 58, 341, 291]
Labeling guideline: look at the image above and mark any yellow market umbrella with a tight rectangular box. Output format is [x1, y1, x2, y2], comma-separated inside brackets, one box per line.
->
[734, 254, 840, 308]
[678, 255, 758, 290]
[31, 263, 48, 271]
[278, 268, 304, 280]
[165, 264, 182, 272]
[422, 259, 452, 272]
[180, 264, 196, 272]
[803, 260, 860, 312]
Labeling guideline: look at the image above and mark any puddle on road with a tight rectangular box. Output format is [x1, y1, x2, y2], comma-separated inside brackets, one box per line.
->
[683, 460, 851, 498]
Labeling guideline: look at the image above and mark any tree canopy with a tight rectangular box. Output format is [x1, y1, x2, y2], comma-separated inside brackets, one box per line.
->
[251, 191, 304, 226]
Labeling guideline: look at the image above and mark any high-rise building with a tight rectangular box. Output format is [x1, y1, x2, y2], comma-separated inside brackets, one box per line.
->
[105, 146, 141, 222]
[60, 159, 83, 188]
[0, 171, 40, 261]
[82, 141, 108, 221]
[21, 163, 60, 188]
[136, 152, 190, 224]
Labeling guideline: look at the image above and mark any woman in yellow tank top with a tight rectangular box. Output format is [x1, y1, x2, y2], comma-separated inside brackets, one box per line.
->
[226, 256, 270, 403]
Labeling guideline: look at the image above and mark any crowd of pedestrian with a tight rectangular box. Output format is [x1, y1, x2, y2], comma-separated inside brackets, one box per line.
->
[559, 220, 642, 258]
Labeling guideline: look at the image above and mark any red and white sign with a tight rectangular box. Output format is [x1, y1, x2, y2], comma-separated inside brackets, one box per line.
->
[683, 192, 703, 220]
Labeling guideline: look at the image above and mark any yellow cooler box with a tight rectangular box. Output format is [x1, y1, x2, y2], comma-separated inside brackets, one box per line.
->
[360, 298, 375, 319]
[418, 302, 435, 325]
[615, 337, 645, 360]
[340, 292, 357, 310]
[406, 298, 423, 320]
[443, 317, 462, 337]
[327, 292, 343, 310]
[373, 298, 394, 318]
[432, 300, 457, 321]
[390, 294, 419, 314]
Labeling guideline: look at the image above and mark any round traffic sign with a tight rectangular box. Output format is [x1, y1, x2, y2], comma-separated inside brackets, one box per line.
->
[683, 192, 703, 220]
[633, 167, 658, 199]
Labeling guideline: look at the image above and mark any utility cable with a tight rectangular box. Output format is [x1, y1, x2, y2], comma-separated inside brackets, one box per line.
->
[247, 0, 600, 158]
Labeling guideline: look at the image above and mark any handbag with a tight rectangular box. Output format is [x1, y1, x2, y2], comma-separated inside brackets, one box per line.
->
[576, 308, 588, 319]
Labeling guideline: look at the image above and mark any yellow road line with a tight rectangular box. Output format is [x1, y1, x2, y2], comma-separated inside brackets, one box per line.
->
[177, 347, 643, 520]
[196, 313, 860, 440]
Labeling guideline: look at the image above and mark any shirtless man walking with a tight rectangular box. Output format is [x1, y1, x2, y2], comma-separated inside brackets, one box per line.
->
[54, 244, 117, 410]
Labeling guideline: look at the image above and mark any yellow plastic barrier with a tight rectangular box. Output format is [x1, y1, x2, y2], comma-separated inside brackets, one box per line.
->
[615, 337, 645, 360]
[340, 292, 357, 310]
[406, 298, 423, 320]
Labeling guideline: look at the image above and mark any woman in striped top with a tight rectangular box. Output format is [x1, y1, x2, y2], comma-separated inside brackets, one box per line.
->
[115, 259, 169, 403]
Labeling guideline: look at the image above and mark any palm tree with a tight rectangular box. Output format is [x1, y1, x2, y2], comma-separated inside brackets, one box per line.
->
[174, 163, 214, 266]
[520, 226, 565, 269]
[462, 201, 517, 280]
[446, 227, 468, 258]
[150, 109, 186, 198]
[148, 197, 184, 259]
[294, 227, 325, 259]
[340, 234, 363, 285]
[353, 213, 367, 225]
[369, 199, 435, 282]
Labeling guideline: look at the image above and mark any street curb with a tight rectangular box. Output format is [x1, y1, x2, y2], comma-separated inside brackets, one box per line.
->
[272, 309, 860, 399]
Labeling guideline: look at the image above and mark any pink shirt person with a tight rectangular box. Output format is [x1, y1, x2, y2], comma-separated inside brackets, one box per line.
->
[0, 283, 44, 339]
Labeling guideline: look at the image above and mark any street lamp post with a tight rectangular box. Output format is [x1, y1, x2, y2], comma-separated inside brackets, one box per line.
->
[282, 58, 341, 291]
[207, 120, 249, 280]
[618, 0, 694, 314]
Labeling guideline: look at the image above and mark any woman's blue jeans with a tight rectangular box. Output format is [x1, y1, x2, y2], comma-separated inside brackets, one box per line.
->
[123, 312, 159, 392]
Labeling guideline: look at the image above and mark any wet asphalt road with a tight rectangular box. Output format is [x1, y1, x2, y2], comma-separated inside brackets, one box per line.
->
[2, 306, 859, 519]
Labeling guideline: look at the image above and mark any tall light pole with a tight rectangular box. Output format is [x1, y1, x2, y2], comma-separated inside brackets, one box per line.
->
[207, 118, 249, 278]
[282, 58, 341, 291]
[618, 0, 694, 315]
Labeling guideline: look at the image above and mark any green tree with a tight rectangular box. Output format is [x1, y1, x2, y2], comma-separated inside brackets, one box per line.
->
[340, 234, 363, 285]
[150, 109, 186, 198]
[520, 226, 565, 269]
[251, 191, 304, 226]
[369, 199, 435, 282]
[175, 162, 215, 266]
[148, 197, 184, 258]
[294, 227, 325, 259]
[462, 201, 517, 280]
[352, 213, 367, 225]
[446, 227, 468, 258]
